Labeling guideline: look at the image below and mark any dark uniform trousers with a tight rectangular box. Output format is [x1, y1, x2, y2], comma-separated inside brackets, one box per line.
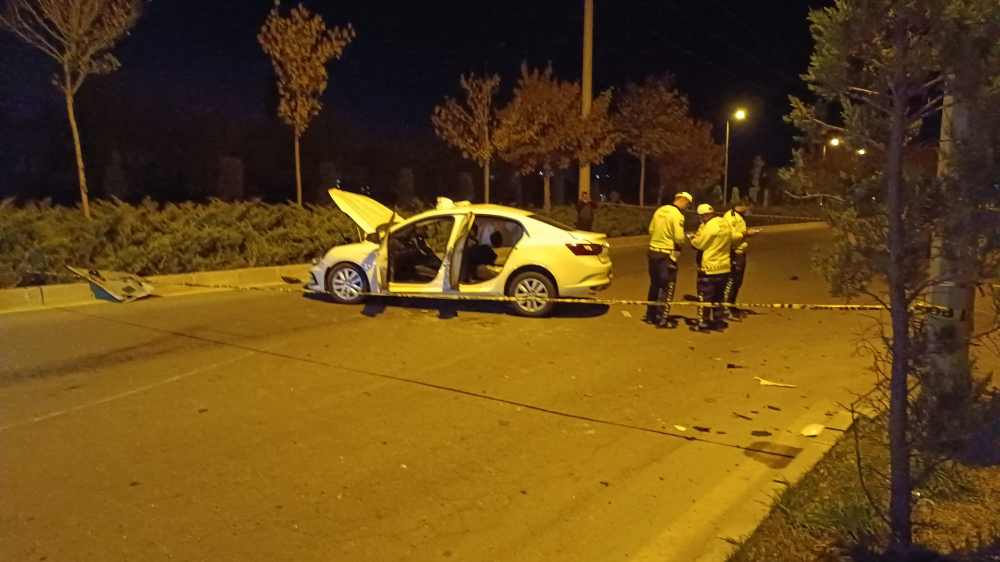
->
[724, 251, 747, 310]
[646, 251, 678, 323]
[697, 272, 730, 325]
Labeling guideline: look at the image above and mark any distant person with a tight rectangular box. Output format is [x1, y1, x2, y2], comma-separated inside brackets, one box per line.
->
[644, 192, 693, 329]
[710, 185, 722, 204]
[689, 204, 743, 332]
[722, 199, 759, 319]
[576, 191, 598, 231]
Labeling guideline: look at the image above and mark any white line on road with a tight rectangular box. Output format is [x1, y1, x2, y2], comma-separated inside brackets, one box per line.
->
[0, 351, 256, 432]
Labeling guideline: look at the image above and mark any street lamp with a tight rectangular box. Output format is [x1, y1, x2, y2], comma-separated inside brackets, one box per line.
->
[857, 148, 866, 155]
[724, 108, 747, 209]
[823, 137, 841, 156]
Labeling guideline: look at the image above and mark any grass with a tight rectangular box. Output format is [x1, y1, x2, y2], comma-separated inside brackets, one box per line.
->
[728, 417, 1000, 562]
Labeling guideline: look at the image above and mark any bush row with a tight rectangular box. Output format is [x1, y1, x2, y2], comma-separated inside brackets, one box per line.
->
[0, 199, 819, 288]
[0, 199, 359, 288]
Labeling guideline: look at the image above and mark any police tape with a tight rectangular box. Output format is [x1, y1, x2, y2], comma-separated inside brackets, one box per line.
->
[598, 203, 822, 222]
[19, 267, 967, 316]
[150, 279, 955, 315]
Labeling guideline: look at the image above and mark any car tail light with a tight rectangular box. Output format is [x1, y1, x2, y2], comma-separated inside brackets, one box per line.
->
[566, 243, 604, 256]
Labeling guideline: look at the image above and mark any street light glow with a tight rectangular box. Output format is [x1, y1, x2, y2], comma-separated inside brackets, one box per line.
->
[857, 149, 866, 155]
[734, 109, 746, 120]
[829, 138, 841, 146]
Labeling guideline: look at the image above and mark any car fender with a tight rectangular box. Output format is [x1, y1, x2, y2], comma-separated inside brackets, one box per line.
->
[321, 241, 379, 289]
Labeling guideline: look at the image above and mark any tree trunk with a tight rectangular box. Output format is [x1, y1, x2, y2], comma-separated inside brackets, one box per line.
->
[553, 173, 566, 206]
[65, 91, 90, 219]
[886, 94, 913, 556]
[543, 174, 552, 213]
[639, 155, 646, 208]
[483, 162, 490, 204]
[656, 179, 665, 207]
[294, 133, 303, 207]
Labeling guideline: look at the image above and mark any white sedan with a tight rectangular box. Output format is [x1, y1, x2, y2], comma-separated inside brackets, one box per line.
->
[307, 189, 613, 317]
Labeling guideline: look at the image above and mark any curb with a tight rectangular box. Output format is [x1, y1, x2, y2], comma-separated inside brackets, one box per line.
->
[0, 223, 826, 315]
[694, 407, 856, 562]
[0, 264, 312, 315]
[635, 400, 856, 562]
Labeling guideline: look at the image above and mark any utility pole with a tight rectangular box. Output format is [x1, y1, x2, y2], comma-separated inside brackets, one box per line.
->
[723, 119, 730, 208]
[927, 93, 976, 402]
[579, 0, 594, 200]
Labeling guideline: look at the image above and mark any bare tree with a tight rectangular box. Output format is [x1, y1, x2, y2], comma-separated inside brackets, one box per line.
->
[495, 64, 575, 212]
[432, 73, 500, 203]
[497, 63, 617, 212]
[0, 0, 142, 218]
[259, 1, 354, 207]
[653, 118, 723, 206]
[617, 77, 689, 207]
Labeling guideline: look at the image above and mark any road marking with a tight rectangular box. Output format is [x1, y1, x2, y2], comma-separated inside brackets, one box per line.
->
[0, 351, 255, 432]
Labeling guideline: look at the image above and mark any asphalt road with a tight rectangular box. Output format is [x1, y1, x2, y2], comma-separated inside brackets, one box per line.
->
[0, 224, 912, 562]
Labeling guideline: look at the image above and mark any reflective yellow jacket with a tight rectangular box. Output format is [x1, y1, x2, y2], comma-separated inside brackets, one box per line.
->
[648, 204, 686, 260]
[723, 209, 749, 254]
[690, 216, 744, 274]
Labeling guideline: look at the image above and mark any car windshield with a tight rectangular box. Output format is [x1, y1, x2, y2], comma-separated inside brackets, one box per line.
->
[528, 214, 574, 231]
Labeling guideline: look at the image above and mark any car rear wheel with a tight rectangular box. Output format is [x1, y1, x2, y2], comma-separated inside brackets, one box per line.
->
[508, 271, 556, 317]
[327, 263, 368, 304]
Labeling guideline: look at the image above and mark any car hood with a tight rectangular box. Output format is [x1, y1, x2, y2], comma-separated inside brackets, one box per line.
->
[329, 188, 397, 235]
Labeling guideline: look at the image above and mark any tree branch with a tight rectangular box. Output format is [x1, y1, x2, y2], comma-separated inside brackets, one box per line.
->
[846, 87, 892, 114]
[851, 414, 892, 527]
[907, 94, 946, 126]
[783, 190, 846, 203]
[0, 5, 63, 60]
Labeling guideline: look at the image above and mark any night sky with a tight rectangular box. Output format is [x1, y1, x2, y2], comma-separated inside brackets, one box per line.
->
[0, 0, 831, 199]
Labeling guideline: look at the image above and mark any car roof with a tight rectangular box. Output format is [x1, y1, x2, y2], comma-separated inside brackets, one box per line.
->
[405, 204, 535, 223]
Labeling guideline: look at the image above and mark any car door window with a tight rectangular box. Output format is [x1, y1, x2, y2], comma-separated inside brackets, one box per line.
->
[460, 217, 525, 284]
[388, 216, 456, 284]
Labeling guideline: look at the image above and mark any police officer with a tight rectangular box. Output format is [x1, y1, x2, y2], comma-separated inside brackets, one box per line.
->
[644, 192, 693, 328]
[722, 199, 758, 319]
[689, 204, 743, 331]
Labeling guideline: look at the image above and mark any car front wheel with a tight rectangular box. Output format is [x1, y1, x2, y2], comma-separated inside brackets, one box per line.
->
[326, 263, 368, 304]
[508, 271, 556, 317]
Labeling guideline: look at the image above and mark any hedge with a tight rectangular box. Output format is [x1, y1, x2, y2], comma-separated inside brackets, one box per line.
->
[0, 199, 358, 288]
[0, 199, 818, 288]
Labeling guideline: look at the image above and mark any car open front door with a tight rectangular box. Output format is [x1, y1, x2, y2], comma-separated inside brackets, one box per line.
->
[446, 213, 474, 292]
[386, 214, 459, 295]
[375, 226, 390, 293]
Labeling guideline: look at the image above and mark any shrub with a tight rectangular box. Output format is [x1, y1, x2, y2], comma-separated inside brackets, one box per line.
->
[0, 198, 357, 288]
[0, 198, 820, 288]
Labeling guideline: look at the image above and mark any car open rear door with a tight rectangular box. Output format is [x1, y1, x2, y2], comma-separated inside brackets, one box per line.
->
[446, 213, 474, 291]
